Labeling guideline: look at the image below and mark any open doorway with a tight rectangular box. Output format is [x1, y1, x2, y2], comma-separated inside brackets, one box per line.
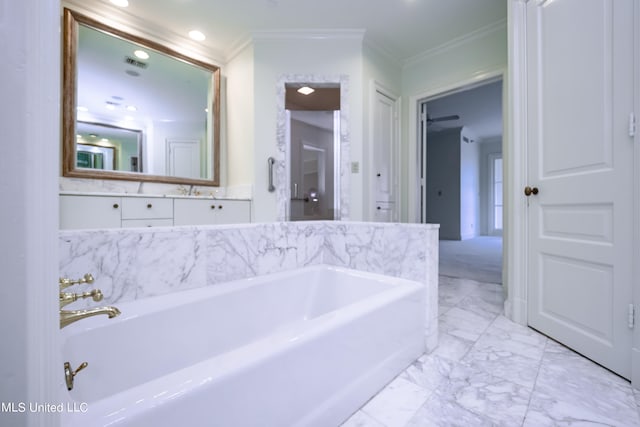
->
[418, 78, 503, 284]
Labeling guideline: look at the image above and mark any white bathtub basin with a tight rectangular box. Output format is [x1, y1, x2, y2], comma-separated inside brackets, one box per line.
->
[61, 265, 426, 427]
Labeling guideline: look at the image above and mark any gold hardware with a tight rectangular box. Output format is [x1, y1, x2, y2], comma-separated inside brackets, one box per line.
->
[59, 273, 120, 327]
[59, 273, 94, 291]
[60, 306, 121, 329]
[64, 361, 88, 391]
[59, 289, 103, 308]
[524, 186, 539, 197]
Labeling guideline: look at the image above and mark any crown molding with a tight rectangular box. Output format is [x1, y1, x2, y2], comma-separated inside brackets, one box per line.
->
[62, 0, 226, 67]
[403, 18, 507, 68]
[251, 28, 366, 42]
[362, 36, 402, 66]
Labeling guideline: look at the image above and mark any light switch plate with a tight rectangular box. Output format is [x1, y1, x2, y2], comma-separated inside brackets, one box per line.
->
[351, 162, 359, 173]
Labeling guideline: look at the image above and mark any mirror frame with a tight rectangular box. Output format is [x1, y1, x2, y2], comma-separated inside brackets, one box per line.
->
[62, 8, 221, 186]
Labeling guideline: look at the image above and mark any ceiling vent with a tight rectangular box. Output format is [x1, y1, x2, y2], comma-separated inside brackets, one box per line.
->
[124, 56, 148, 69]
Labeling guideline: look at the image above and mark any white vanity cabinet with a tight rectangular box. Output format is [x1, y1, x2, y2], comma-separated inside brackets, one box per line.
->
[60, 194, 251, 229]
[173, 199, 251, 226]
[60, 195, 122, 229]
[121, 197, 173, 228]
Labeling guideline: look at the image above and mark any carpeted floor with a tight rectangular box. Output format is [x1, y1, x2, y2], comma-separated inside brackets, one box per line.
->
[439, 236, 502, 284]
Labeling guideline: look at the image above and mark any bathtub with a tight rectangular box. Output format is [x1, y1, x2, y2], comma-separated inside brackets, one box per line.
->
[60, 265, 426, 427]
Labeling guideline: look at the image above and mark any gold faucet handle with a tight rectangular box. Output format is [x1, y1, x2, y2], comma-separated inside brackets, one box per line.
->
[59, 273, 94, 290]
[64, 361, 88, 391]
[59, 289, 103, 308]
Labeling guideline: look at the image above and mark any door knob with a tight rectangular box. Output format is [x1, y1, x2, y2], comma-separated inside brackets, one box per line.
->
[524, 186, 539, 196]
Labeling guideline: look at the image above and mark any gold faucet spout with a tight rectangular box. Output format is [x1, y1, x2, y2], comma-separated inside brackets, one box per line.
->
[60, 306, 121, 329]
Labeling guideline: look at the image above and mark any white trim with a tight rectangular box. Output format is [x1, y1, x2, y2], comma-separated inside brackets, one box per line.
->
[632, 0, 640, 388]
[504, 0, 529, 325]
[404, 19, 507, 68]
[62, 0, 226, 66]
[368, 80, 401, 221]
[407, 70, 506, 224]
[1, 0, 61, 425]
[252, 29, 366, 41]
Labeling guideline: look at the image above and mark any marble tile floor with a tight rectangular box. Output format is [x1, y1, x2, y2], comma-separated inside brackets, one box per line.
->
[342, 275, 640, 427]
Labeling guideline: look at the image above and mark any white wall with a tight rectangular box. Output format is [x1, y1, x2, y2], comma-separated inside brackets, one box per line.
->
[460, 127, 480, 240]
[251, 35, 363, 222]
[225, 44, 255, 190]
[1, 0, 61, 425]
[401, 24, 507, 222]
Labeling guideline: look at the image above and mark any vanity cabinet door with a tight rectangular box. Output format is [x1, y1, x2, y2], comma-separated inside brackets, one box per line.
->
[60, 195, 122, 229]
[173, 199, 251, 225]
[121, 198, 173, 220]
[215, 201, 251, 224]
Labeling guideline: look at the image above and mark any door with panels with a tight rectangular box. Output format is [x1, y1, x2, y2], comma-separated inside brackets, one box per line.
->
[525, 0, 635, 378]
[372, 88, 399, 222]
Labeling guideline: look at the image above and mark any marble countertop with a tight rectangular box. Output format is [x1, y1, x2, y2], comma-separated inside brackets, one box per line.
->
[59, 191, 251, 201]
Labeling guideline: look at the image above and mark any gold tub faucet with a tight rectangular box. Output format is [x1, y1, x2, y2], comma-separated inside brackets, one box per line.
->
[59, 274, 121, 328]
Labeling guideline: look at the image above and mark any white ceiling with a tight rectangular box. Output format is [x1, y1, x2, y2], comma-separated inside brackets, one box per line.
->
[79, 0, 507, 63]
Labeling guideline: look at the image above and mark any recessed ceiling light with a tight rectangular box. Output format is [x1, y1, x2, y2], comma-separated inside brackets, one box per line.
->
[110, 0, 129, 7]
[134, 50, 149, 60]
[189, 30, 206, 41]
[100, 138, 109, 142]
[77, 106, 88, 112]
[126, 105, 137, 112]
[105, 104, 116, 110]
[297, 86, 315, 95]
[205, 108, 209, 113]
[124, 116, 134, 121]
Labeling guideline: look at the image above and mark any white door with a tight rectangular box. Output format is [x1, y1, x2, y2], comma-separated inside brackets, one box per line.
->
[526, 0, 634, 378]
[167, 139, 200, 179]
[372, 89, 399, 221]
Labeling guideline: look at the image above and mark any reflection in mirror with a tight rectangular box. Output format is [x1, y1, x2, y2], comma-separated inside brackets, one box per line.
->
[286, 84, 340, 221]
[77, 122, 142, 172]
[62, 8, 220, 186]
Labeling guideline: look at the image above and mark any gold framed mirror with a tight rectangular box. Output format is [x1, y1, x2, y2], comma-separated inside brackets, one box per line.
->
[62, 8, 221, 186]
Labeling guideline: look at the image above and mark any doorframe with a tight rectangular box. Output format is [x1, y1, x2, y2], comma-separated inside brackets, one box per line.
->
[408, 71, 509, 291]
[368, 80, 401, 221]
[632, 0, 640, 387]
[508, 0, 640, 385]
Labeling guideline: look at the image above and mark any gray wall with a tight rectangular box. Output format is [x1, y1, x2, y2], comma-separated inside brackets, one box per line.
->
[426, 128, 461, 239]
[426, 127, 483, 240]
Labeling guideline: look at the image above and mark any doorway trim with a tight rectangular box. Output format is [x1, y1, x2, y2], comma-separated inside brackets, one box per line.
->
[275, 74, 350, 222]
[407, 68, 513, 309]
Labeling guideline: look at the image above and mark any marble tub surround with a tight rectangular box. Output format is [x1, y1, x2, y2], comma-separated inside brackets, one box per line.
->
[59, 221, 439, 346]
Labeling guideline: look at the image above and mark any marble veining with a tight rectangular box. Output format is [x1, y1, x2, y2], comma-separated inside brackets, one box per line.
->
[59, 222, 439, 328]
[275, 74, 350, 221]
[342, 275, 640, 427]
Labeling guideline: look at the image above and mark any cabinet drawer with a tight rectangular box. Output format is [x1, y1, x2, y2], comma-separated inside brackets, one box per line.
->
[60, 195, 122, 229]
[121, 198, 173, 219]
[121, 219, 174, 228]
[173, 199, 251, 225]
